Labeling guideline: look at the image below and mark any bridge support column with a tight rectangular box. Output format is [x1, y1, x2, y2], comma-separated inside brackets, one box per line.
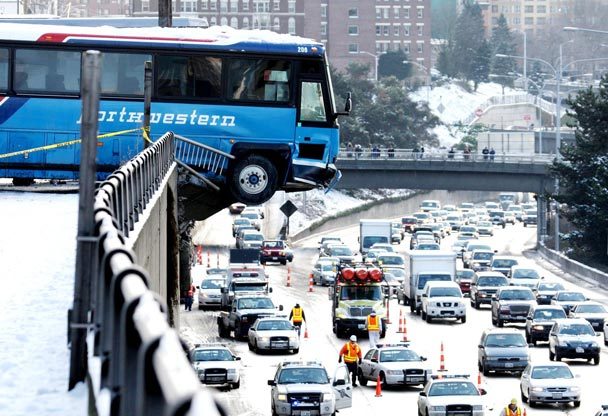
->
[537, 195, 547, 247]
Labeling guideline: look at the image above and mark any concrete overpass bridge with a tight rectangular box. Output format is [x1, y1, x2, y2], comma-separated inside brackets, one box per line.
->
[335, 150, 556, 194]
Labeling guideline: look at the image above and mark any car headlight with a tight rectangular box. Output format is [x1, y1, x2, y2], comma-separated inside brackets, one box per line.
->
[430, 406, 446, 411]
[321, 392, 334, 402]
[531, 387, 544, 392]
[277, 394, 288, 402]
[336, 312, 346, 319]
[590, 342, 598, 348]
[533, 325, 544, 330]
[259, 337, 269, 342]
[558, 340, 569, 347]
[227, 369, 236, 375]
[472, 405, 483, 411]
[569, 386, 580, 392]
[387, 370, 402, 375]
[289, 336, 298, 342]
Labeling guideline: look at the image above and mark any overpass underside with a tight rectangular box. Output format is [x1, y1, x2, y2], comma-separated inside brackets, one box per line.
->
[335, 160, 554, 194]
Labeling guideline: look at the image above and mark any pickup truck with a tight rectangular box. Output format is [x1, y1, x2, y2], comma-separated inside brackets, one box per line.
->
[218, 295, 283, 339]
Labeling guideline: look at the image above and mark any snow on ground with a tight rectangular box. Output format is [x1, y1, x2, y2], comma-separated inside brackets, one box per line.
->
[410, 81, 520, 148]
[0, 193, 87, 416]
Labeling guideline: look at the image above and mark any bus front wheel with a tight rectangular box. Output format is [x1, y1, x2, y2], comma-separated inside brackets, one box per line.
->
[230, 155, 278, 205]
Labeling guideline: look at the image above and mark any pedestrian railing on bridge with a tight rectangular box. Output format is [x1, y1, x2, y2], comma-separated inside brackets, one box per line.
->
[337, 148, 555, 164]
[90, 131, 222, 416]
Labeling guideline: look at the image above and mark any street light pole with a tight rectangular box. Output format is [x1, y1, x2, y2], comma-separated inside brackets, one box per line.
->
[359, 50, 379, 82]
[554, 43, 564, 252]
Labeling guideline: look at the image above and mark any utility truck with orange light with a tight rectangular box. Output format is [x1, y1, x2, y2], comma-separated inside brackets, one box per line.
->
[329, 265, 388, 339]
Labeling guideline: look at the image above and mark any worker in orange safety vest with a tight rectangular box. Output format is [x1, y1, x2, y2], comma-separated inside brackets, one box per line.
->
[338, 335, 362, 387]
[499, 398, 523, 416]
[365, 310, 382, 349]
[289, 303, 306, 336]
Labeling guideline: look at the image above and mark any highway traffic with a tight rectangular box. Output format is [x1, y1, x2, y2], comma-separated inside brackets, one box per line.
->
[180, 195, 608, 416]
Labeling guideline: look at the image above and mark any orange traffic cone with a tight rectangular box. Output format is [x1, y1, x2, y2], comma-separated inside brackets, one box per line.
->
[477, 371, 482, 387]
[385, 301, 391, 324]
[397, 310, 404, 333]
[304, 325, 309, 339]
[308, 273, 314, 292]
[523, 409, 527, 416]
[402, 317, 409, 342]
[286, 266, 292, 287]
[439, 341, 446, 372]
[375, 375, 382, 397]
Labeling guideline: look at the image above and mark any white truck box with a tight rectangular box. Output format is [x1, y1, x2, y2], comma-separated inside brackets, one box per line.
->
[399, 250, 457, 314]
[359, 219, 392, 254]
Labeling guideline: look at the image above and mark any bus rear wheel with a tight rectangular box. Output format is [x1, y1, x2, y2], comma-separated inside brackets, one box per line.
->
[230, 155, 278, 205]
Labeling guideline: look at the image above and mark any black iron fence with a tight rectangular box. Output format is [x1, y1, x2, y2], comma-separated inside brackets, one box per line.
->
[91, 131, 222, 416]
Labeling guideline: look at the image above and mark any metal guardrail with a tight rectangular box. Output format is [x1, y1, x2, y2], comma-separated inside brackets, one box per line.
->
[337, 149, 555, 164]
[91, 131, 222, 416]
[174, 134, 235, 191]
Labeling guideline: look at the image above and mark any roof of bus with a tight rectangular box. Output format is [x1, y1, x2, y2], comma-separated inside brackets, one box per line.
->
[0, 23, 325, 56]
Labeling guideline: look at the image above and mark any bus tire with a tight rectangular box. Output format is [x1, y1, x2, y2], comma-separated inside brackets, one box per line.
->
[230, 155, 278, 205]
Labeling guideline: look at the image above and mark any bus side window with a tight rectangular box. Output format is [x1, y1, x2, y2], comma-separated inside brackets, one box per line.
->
[227, 59, 290, 103]
[0, 48, 8, 91]
[189, 56, 222, 99]
[101, 52, 149, 96]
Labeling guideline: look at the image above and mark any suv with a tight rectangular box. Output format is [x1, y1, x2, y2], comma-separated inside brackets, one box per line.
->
[488, 210, 506, 228]
[477, 328, 530, 376]
[491, 286, 536, 327]
[470, 271, 509, 309]
[522, 209, 537, 227]
[508, 266, 542, 289]
[268, 361, 352, 416]
[525, 304, 568, 345]
[236, 230, 265, 249]
[325, 244, 355, 264]
[260, 240, 290, 265]
[421, 281, 466, 324]
[548, 318, 601, 365]
[490, 256, 519, 276]
[469, 250, 495, 272]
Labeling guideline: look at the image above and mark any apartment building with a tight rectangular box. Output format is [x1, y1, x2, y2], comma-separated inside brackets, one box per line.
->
[126, 0, 432, 79]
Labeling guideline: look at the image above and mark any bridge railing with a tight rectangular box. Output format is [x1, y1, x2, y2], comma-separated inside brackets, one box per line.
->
[91, 131, 222, 416]
[337, 149, 555, 164]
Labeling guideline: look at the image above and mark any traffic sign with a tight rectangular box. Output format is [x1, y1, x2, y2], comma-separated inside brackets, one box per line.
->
[280, 200, 298, 217]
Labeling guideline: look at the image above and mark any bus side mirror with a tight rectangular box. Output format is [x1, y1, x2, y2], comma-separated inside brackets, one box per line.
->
[335, 92, 352, 117]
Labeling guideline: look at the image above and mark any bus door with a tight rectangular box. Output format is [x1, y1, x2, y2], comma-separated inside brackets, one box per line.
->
[294, 79, 335, 184]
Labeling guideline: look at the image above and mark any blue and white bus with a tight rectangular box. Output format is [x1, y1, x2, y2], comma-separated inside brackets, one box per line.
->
[0, 23, 349, 204]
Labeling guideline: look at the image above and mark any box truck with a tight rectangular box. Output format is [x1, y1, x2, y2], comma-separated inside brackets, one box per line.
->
[396, 250, 457, 314]
[359, 219, 392, 254]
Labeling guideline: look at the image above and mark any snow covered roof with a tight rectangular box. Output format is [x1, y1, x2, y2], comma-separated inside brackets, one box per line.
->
[0, 23, 325, 55]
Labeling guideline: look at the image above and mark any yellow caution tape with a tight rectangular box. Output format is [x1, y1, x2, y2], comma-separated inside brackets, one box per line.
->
[0, 127, 145, 160]
[142, 127, 153, 144]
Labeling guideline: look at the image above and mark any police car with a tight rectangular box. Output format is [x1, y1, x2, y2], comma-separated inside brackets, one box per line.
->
[417, 374, 489, 416]
[268, 360, 352, 416]
[358, 343, 431, 387]
[189, 344, 241, 389]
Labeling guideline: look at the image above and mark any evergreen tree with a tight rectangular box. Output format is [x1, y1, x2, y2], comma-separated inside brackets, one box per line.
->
[378, 50, 411, 80]
[490, 14, 516, 92]
[472, 39, 492, 91]
[527, 62, 545, 96]
[550, 75, 608, 263]
[437, 41, 457, 78]
[452, 1, 486, 84]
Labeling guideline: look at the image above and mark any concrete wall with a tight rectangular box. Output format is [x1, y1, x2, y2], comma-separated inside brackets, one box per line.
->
[291, 189, 499, 242]
[538, 242, 608, 290]
[127, 167, 181, 327]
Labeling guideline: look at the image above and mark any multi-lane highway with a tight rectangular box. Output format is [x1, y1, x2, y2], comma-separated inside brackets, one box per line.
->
[181, 201, 608, 416]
